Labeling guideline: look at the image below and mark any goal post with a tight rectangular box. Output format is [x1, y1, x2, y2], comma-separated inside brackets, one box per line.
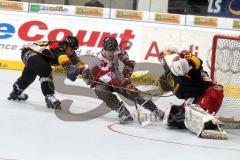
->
[210, 34, 240, 127]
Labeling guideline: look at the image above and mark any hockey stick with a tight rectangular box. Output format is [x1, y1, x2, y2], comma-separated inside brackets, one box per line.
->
[133, 97, 154, 127]
[218, 117, 240, 129]
[134, 100, 142, 125]
[85, 77, 162, 126]
[88, 79, 173, 98]
[134, 97, 152, 127]
[88, 78, 166, 127]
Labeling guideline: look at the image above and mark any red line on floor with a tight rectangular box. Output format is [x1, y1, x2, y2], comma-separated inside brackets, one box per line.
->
[107, 122, 240, 152]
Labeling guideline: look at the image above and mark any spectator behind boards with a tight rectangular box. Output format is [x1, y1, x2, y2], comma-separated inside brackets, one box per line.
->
[84, 0, 104, 8]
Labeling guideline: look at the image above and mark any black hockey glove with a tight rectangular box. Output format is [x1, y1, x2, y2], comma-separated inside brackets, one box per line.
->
[82, 68, 92, 85]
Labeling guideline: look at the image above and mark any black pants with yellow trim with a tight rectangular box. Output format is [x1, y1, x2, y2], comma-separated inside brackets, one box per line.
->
[14, 49, 54, 96]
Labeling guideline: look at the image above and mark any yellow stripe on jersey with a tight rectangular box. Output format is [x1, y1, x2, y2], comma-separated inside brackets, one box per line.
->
[187, 55, 201, 70]
[58, 55, 70, 65]
[34, 41, 49, 46]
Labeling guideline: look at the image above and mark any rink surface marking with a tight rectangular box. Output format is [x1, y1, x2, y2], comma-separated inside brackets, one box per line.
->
[0, 157, 17, 160]
[107, 123, 240, 152]
[2, 78, 240, 153]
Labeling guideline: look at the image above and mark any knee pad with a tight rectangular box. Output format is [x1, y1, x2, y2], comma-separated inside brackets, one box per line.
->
[39, 76, 55, 96]
[163, 105, 186, 129]
[95, 86, 120, 111]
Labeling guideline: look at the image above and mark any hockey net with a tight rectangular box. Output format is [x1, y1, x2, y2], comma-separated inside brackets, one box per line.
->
[210, 35, 240, 128]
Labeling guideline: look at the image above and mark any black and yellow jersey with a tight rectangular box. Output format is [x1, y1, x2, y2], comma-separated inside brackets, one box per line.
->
[165, 54, 213, 99]
[23, 41, 84, 68]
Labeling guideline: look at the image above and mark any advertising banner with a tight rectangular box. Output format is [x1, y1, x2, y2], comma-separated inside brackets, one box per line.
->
[149, 12, 185, 25]
[111, 9, 149, 21]
[154, 13, 181, 24]
[29, 3, 75, 15]
[75, 6, 110, 18]
[194, 16, 218, 27]
[0, 10, 239, 72]
[0, 0, 28, 12]
[186, 15, 227, 29]
[208, 0, 240, 18]
[232, 19, 240, 30]
[0, 10, 141, 62]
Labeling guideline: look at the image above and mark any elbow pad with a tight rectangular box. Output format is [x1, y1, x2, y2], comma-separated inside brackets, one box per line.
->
[58, 55, 71, 66]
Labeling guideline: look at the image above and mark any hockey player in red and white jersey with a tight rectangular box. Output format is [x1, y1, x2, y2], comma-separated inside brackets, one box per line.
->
[159, 47, 227, 139]
[83, 37, 164, 123]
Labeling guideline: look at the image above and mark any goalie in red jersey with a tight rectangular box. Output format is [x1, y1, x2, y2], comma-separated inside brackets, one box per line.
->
[159, 47, 227, 139]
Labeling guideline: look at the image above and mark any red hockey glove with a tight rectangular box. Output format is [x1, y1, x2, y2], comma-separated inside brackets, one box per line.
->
[123, 60, 135, 78]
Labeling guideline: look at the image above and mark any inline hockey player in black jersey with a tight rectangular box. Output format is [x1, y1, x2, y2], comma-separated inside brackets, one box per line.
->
[8, 35, 85, 109]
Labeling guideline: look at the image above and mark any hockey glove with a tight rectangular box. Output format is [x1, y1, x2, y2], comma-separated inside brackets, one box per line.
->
[123, 60, 135, 78]
[82, 68, 92, 85]
[123, 66, 133, 78]
[66, 66, 80, 81]
[159, 72, 173, 92]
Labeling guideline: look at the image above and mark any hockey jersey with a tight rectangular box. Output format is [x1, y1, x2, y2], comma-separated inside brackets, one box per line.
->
[89, 47, 129, 86]
[164, 53, 213, 99]
[22, 41, 84, 67]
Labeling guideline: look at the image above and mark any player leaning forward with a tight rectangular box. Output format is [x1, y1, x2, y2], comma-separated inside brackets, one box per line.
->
[160, 48, 227, 139]
[84, 37, 164, 123]
[8, 36, 84, 109]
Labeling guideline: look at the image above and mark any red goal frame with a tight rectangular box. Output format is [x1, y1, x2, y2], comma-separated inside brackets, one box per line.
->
[210, 35, 240, 80]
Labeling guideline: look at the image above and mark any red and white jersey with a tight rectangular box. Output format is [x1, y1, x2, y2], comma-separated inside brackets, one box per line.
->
[90, 47, 129, 84]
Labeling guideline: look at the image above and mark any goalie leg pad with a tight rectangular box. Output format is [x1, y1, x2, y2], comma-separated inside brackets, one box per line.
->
[163, 105, 186, 129]
[184, 105, 228, 139]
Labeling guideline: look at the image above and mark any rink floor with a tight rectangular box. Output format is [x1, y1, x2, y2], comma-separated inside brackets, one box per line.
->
[0, 69, 240, 160]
